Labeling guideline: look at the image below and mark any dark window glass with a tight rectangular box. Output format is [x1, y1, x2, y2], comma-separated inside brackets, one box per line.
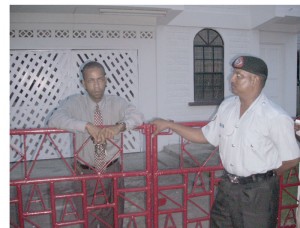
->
[189, 29, 224, 106]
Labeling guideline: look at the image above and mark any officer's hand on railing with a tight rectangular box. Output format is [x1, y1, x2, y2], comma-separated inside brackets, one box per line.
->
[151, 119, 174, 136]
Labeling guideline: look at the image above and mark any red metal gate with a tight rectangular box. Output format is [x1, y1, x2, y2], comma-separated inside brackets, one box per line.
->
[10, 123, 299, 227]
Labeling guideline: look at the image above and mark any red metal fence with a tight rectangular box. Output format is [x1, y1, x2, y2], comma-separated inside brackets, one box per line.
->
[10, 122, 299, 227]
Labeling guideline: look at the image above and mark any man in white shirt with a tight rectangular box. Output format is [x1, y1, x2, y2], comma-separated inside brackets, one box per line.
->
[152, 56, 300, 228]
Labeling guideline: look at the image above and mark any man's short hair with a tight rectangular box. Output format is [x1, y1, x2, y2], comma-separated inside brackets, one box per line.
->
[80, 61, 106, 80]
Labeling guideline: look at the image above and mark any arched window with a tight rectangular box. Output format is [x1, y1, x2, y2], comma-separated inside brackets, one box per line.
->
[189, 28, 224, 106]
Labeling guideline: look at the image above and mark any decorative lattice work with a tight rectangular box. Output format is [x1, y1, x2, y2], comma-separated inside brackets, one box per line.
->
[10, 30, 16, 38]
[73, 30, 87, 38]
[37, 29, 52, 38]
[107, 30, 121, 38]
[10, 50, 140, 161]
[10, 51, 70, 129]
[90, 30, 105, 38]
[123, 31, 137, 39]
[140, 31, 154, 39]
[18, 29, 34, 38]
[10, 28, 154, 39]
[55, 30, 69, 38]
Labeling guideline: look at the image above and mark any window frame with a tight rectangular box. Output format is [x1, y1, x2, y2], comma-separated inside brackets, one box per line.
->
[189, 28, 224, 106]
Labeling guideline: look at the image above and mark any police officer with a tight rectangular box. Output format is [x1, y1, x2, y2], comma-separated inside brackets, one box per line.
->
[152, 55, 300, 228]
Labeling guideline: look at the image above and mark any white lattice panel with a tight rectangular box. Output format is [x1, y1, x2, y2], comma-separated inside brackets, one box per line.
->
[10, 28, 154, 40]
[10, 50, 140, 162]
[10, 51, 70, 128]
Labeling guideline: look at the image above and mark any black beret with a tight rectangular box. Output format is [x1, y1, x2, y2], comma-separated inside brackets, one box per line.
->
[232, 56, 268, 78]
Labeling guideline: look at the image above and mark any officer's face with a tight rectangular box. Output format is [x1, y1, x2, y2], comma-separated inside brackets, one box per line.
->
[230, 69, 257, 96]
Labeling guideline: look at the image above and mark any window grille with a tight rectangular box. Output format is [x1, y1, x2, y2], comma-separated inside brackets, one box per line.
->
[189, 28, 224, 106]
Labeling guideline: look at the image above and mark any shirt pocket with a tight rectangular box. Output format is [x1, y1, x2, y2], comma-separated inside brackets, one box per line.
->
[219, 124, 235, 148]
[219, 124, 235, 138]
[243, 129, 266, 153]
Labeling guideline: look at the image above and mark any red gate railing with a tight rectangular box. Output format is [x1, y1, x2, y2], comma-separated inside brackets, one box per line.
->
[10, 122, 299, 227]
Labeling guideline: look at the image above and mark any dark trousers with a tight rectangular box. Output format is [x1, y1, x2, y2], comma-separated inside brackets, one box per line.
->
[210, 175, 279, 228]
[74, 161, 124, 228]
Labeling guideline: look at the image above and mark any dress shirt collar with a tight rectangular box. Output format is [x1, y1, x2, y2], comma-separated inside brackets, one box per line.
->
[86, 94, 106, 110]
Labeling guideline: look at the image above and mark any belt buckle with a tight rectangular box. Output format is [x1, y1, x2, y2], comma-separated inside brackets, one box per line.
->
[228, 174, 239, 184]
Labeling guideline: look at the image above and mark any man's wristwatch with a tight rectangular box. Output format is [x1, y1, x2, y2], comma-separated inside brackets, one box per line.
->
[116, 122, 126, 132]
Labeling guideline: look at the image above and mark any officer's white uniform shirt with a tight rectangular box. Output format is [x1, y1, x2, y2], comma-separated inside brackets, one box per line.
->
[202, 93, 300, 177]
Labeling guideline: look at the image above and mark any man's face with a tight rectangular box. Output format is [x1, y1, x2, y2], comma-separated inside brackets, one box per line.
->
[230, 69, 257, 96]
[82, 67, 107, 103]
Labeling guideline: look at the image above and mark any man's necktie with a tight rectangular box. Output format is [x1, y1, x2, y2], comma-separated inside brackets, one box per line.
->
[94, 104, 106, 172]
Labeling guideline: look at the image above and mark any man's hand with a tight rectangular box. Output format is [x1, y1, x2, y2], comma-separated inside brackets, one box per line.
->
[151, 118, 208, 144]
[85, 122, 106, 143]
[275, 158, 300, 175]
[101, 124, 125, 139]
[151, 119, 173, 136]
[85, 122, 126, 143]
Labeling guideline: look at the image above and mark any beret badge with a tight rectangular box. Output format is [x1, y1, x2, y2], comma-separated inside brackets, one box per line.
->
[233, 56, 244, 68]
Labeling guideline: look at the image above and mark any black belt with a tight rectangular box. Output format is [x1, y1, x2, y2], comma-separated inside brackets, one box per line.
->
[78, 159, 118, 170]
[224, 170, 277, 184]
